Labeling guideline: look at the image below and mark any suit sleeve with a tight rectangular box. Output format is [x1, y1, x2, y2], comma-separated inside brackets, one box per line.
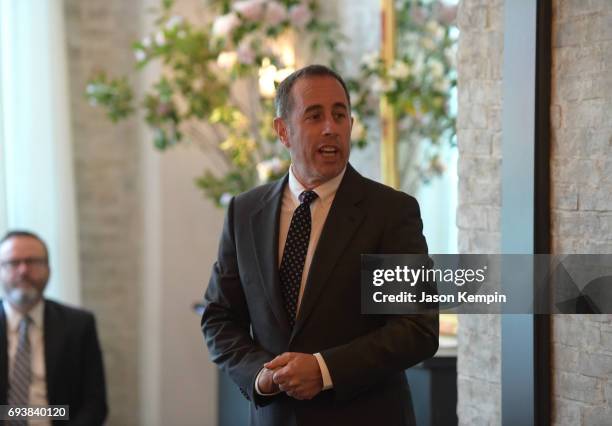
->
[320, 194, 439, 401]
[69, 314, 108, 426]
[201, 197, 276, 405]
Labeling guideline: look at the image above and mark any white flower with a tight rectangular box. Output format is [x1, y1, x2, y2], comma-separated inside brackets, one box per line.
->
[268, 157, 286, 174]
[351, 116, 366, 141]
[371, 77, 396, 94]
[264, 1, 287, 27]
[217, 51, 238, 69]
[429, 58, 445, 79]
[434, 78, 451, 93]
[388, 61, 411, 80]
[233, 0, 265, 22]
[425, 20, 445, 40]
[212, 13, 240, 39]
[444, 46, 457, 68]
[421, 37, 436, 51]
[86, 84, 96, 95]
[134, 49, 147, 62]
[237, 42, 256, 65]
[413, 53, 425, 75]
[257, 157, 286, 182]
[141, 36, 152, 48]
[385, 79, 397, 92]
[257, 162, 272, 183]
[165, 15, 184, 30]
[289, 4, 312, 29]
[155, 31, 166, 46]
[361, 51, 380, 70]
[371, 77, 385, 95]
[274, 67, 294, 82]
[219, 193, 233, 207]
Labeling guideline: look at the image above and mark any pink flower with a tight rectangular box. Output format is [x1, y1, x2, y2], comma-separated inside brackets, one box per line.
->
[237, 42, 256, 65]
[219, 193, 233, 207]
[410, 6, 427, 25]
[134, 49, 147, 62]
[233, 0, 266, 22]
[289, 4, 312, 29]
[165, 15, 184, 30]
[264, 2, 288, 27]
[436, 3, 457, 26]
[212, 13, 240, 39]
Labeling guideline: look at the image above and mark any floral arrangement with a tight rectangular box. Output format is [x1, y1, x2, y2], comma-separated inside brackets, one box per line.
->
[86, 0, 342, 205]
[348, 0, 457, 190]
[86, 0, 457, 205]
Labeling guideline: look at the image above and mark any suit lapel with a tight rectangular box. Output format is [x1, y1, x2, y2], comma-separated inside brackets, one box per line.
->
[43, 300, 62, 404]
[0, 304, 7, 404]
[291, 165, 365, 339]
[250, 176, 292, 335]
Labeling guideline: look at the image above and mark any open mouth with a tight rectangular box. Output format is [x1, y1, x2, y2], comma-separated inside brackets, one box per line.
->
[318, 146, 339, 157]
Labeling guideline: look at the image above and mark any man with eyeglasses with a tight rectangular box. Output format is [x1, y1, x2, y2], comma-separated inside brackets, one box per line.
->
[0, 230, 107, 425]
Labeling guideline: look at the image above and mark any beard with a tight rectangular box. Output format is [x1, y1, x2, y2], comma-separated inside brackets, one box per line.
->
[5, 282, 42, 309]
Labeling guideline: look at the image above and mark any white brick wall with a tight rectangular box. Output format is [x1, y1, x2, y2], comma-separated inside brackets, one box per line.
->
[456, 0, 504, 423]
[65, 0, 142, 424]
[551, 1, 612, 424]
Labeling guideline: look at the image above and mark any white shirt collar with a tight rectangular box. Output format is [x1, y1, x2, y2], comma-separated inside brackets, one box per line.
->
[3, 298, 44, 331]
[288, 165, 346, 204]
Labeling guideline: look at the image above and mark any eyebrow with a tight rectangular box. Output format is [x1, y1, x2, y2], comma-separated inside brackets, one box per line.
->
[303, 103, 348, 115]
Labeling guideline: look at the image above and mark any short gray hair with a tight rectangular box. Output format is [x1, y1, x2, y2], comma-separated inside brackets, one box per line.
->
[274, 64, 351, 119]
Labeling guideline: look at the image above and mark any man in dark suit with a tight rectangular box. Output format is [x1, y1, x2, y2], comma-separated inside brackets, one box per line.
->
[202, 65, 438, 426]
[0, 230, 107, 425]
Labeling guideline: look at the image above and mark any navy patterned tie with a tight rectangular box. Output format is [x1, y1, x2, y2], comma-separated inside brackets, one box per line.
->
[279, 190, 318, 328]
[8, 316, 31, 426]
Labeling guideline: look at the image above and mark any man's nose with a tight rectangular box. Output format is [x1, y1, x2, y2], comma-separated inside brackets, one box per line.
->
[16, 261, 30, 275]
[322, 115, 338, 135]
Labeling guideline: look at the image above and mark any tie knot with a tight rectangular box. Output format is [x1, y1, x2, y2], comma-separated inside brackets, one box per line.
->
[299, 190, 318, 206]
[18, 316, 31, 333]
[20, 315, 31, 326]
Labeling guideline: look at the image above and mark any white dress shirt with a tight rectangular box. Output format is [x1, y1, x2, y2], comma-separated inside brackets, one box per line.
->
[255, 165, 345, 395]
[3, 299, 50, 426]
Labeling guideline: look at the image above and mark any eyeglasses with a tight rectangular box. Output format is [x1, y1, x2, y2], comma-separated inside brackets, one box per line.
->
[0, 257, 48, 271]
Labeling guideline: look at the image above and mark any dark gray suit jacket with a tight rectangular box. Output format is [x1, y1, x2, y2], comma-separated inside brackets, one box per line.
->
[0, 299, 108, 425]
[202, 163, 438, 426]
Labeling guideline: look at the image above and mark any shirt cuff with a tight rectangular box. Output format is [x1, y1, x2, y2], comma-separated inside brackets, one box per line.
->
[254, 368, 282, 396]
[314, 352, 333, 390]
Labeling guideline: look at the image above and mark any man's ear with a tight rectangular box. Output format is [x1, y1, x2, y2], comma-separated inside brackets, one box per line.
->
[273, 117, 290, 148]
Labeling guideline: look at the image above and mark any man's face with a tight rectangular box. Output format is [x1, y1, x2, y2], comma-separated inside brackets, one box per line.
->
[274, 76, 353, 188]
[0, 236, 49, 310]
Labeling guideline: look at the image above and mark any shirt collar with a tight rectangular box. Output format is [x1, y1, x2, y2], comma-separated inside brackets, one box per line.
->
[288, 165, 346, 204]
[3, 298, 44, 331]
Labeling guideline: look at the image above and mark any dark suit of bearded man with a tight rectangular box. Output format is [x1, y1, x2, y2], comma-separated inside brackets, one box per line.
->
[0, 230, 107, 426]
[201, 65, 438, 426]
[0, 300, 107, 426]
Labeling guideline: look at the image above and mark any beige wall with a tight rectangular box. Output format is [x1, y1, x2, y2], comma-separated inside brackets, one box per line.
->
[456, 0, 612, 425]
[550, 1, 612, 424]
[66, 0, 222, 424]
[65, 0, 143, 423]
[455, 0, 504, 424]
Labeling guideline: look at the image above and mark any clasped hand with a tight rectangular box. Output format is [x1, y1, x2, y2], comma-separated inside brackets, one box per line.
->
[257, 352, 323, 400]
